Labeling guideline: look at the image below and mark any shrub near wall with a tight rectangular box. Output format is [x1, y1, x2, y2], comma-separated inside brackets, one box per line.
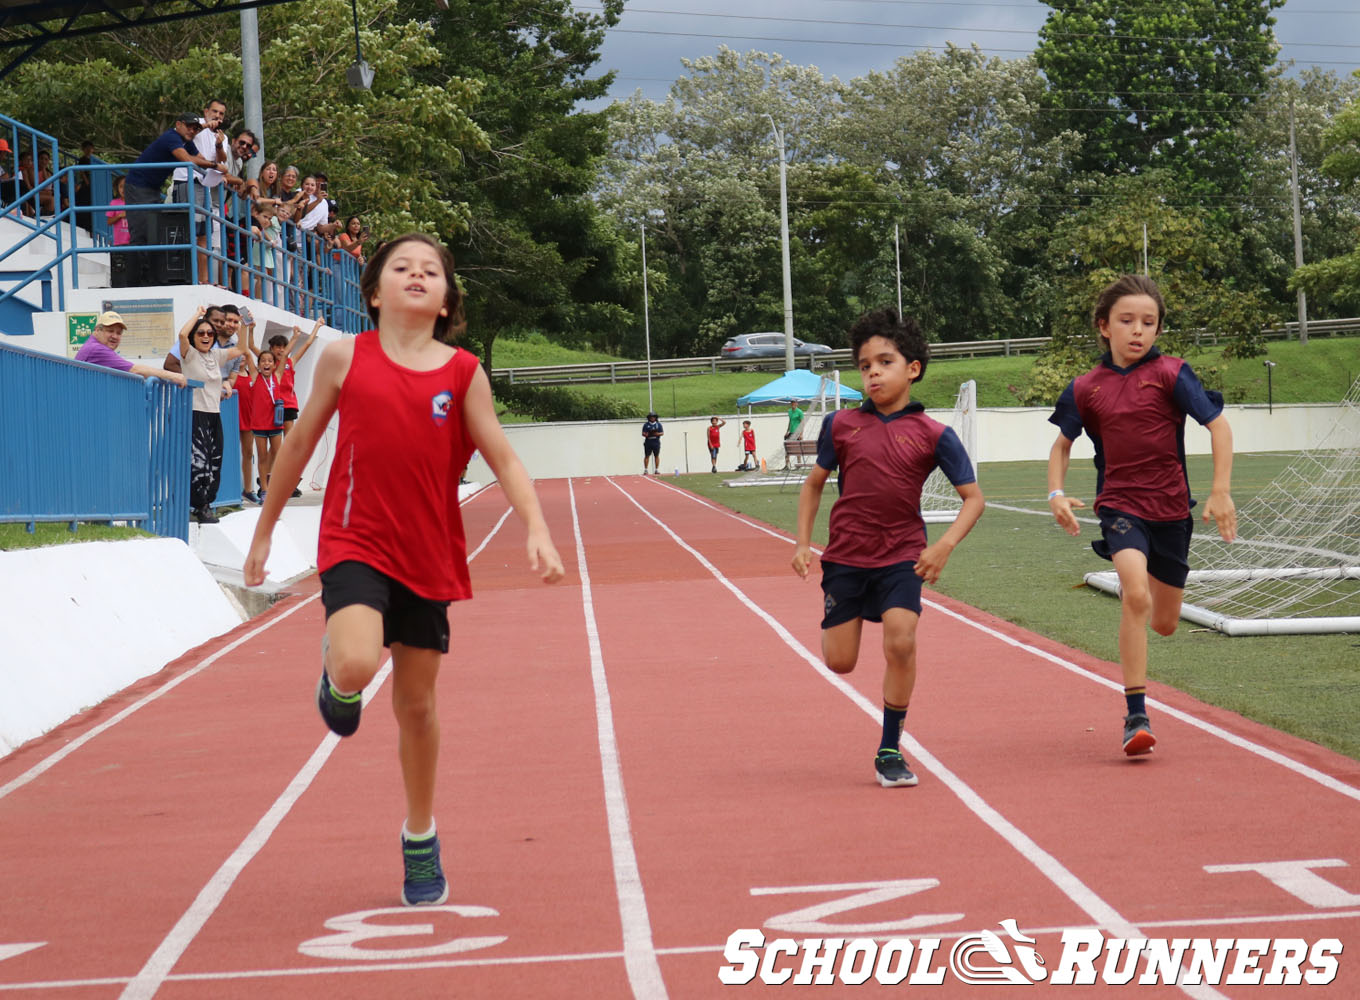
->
[491, 378, 645, 422]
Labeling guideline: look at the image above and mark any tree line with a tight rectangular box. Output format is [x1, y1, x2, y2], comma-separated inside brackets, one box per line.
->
[4, 0, 1360, 404]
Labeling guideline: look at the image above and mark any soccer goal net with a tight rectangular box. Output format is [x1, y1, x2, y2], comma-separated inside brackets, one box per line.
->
[1084, 374, 1360, 635]
[921, 380, 978, 524]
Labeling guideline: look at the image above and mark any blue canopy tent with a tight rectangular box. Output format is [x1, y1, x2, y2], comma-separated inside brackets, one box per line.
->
[736, 368, 861, 408]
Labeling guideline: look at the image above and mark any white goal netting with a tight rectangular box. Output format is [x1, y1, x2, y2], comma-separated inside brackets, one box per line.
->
[1085, 375, 1360, 635]
[922, 380, 978, 523]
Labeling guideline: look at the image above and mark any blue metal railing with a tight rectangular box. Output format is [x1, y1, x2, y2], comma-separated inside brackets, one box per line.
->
[0, 340, 197, 541]
[0, 111, 365, 334]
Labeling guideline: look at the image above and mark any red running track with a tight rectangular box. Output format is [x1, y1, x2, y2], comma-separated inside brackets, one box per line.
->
[1, 475, 1357, 998]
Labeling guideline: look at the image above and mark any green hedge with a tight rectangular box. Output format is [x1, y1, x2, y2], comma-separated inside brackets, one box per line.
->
[491, 378, 645, 422]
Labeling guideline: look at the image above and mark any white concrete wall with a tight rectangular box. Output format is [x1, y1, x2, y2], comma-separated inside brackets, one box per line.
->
[0, 538, 244, 756]
[467, 402, 1346, 483]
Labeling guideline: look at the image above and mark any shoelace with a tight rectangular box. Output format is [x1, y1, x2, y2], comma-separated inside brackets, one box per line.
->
[404, 847, 441, 882]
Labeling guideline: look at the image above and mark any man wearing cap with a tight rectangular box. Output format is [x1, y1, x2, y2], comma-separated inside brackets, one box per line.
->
[74, 310, 187, 386]
[122, 114, 219, 286]
[641, 410, 664, 475]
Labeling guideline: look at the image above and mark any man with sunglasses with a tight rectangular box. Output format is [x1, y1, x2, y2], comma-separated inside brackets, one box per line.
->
[122, 113, 218, 286]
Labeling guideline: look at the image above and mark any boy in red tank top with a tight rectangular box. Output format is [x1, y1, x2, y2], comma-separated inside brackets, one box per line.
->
[244, 234, 564, 906]
[1047, 274, 1236, 757]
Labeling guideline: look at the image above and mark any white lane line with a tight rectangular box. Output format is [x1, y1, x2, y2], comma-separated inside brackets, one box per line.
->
[608, 477, 1227, 1000]
[567, 478, 667, 999]
[118, 513, 512, 1000]
[651, 479, 1360, 801]
[0, 593, 320, 804]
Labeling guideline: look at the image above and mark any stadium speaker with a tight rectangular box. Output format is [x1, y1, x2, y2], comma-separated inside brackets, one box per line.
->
[153, 210, 190, 285]
[109, 248, 132, 288]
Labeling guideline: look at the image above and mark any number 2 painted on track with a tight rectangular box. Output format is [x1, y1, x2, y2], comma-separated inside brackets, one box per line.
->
[751, 879, 965, 934]
[299, 906, 507, 961]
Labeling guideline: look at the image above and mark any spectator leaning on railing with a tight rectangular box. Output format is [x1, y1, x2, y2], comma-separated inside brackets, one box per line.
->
[171, 99, 232, 286]
[74, 310, 187, 387]
[122, 113, 217, 286]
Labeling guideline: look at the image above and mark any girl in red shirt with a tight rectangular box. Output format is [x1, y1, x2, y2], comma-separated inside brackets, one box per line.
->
[242, 345, 284, 499]
[244, 234, 563, 907]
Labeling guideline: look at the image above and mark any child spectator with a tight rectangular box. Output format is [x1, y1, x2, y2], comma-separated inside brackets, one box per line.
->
[236, 319, 260, 504]
[242, 233, 564, 907]
[269, 317, 323, 496]
[740, 420, 756, 470]
[707, 416, 726, 473]
[243, 337, 285, 502]
[177, 306, 249, 523]
[106, 176, 130, 246]
[792, 307, 984, 788]
[251, 201, 282, 299]
[337, 215, 369, 264]
[1047, 274, 1236, 757]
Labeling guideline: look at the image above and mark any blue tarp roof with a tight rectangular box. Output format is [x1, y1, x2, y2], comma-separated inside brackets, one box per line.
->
[736, 368, 862, 407]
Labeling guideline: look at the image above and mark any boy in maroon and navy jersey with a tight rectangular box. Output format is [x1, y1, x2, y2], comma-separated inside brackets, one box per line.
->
[1047, 274, 1236, 757]
[793, 308, 984, 788]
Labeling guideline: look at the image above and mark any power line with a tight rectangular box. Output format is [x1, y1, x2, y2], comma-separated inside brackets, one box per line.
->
[596, 27, 1360, 67]
[572, 3, 1360, 51]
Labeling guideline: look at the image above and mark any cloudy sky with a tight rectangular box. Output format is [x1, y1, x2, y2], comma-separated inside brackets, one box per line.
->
[569, 0, 1360, 105]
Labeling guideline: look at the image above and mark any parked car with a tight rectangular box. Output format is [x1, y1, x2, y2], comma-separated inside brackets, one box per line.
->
[720, 332, 834, 359]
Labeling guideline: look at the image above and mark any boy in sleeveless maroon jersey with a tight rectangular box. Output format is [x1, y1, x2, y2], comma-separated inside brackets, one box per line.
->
[792, 308, 984, 787]
[243, 234, 564, 906]
[1047, 274, 1236, 757]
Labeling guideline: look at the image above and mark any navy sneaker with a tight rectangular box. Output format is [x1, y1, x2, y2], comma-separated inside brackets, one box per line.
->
[874, 748, 919, 787]
[315, 638, 361, 736]
[401, 831, 450, 906]
[242, 491, 260, 505]
[1123, 713, 1156, 756]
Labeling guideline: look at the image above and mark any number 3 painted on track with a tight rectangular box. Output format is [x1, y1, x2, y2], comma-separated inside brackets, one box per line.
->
[299, 906, 508, 961]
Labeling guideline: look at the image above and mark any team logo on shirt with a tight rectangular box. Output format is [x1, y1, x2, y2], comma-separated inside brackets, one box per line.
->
[431, 390, 453, 425]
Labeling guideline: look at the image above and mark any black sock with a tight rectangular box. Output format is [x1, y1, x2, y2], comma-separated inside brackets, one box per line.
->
[1125, 686, 1147, 717]
[880, 703, 908, 752]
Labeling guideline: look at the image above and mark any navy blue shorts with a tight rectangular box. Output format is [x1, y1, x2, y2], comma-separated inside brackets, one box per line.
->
[709, 446, 720, 459]
[820, 559, 923, 628]
[320, 560, 450, 652]
[1092, 508, 1193, 589]
[643, 438, 660, 455]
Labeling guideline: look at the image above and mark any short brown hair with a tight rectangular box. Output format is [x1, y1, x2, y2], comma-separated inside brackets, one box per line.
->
[359, 233, 466, 344]
[1092, 274, 1165, 336]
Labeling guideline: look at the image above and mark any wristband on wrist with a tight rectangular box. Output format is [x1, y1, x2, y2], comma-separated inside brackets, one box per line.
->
[1048, 489, 1064, 500]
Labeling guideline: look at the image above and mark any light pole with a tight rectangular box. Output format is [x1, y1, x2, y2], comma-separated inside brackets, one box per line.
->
[894, 223, 902, 316]
[766, 114, 795, 372]
[1264, 359, 1277, 414]
[640, 221, 653, 413]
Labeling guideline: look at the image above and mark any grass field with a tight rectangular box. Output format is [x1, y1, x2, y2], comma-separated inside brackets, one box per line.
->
[0, 522, 152, 550]
[678, 452, 1360, 763]
[492, 335, 1360, 417]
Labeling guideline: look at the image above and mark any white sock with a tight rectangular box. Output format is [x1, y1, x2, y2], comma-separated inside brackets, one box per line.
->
[403, 821, 436, 841]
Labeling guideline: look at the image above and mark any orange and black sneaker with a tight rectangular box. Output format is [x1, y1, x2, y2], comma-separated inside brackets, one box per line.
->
[1122, 713, 1156, 756]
